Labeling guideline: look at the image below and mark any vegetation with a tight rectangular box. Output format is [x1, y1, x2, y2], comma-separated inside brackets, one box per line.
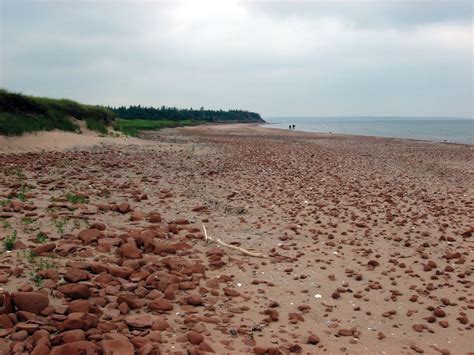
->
[65, 192, 89, 204]
[1, 88, 265, 136]
[0, 89, 114, 136]
[111, 105, 264, 123]
[86, 117, 108, 134]
[114, 118, 195, 136]
[3, 230, 17, 251]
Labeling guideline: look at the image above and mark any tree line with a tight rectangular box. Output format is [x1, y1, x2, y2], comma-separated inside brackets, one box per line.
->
[110, 105, 265, 123]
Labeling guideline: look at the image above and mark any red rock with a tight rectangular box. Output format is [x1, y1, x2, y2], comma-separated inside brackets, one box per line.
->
[192, 204, 206, 212]
[50, 343, 79, 355]
[31, 343, 50, 355]
[61, 329, 86, 343]
[78, 229, 100, 245]
[288, 344, 302, 353]
[33, 243, 56, 254]
[187, 331, 204, 345]
[64, 268, 89, 283]
[130, 211, 144, 221]
[188, 294, 203, 306]
[58, 283, 90, 299]
[121, 243, 142, 259]
[149, 298, 173, 312]
[118, 203, 131, 214]
[67, 300, 90, 313]
[337, 328, 353, 336]
[101, 339, 134, 355]
[125, 314, 154, 328]
[149, 213, 161, 223]
[307, 334, 320, 345]
[434, 308, 446, 317]
[224, 288, 240, 297]
[0, 314, 13, 329]
[108, 265, 134, 279]
[174, 218, 189, 225]
[11, 292, 49, 314]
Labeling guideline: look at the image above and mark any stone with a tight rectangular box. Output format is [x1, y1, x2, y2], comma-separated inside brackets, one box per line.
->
[64, 268, 89, 283]
[187, 331, 204, 345]
[118, 203, 131, 214]
[121, 244, 142, 259]
[125, 314, 154, 328]
[308, 335, 320, 345]
[11, 292, 49, 314]
[101, 339, 134, 355]
[58, 283, 90, 299]
[33, 243, 56, 254]
[149, 298, 173, 312]
[78, 229, 100, 245]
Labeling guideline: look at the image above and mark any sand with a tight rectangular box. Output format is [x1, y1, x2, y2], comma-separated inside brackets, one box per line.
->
[0, 124, 472, 354]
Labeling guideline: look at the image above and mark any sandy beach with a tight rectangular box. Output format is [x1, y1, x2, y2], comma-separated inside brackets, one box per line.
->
[0, 124, 472, 354]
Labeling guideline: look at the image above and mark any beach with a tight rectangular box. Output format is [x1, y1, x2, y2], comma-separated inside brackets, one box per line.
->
[0, 124, 472, 354]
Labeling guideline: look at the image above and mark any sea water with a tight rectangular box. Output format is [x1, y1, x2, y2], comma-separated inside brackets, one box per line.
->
[265, 117, 473, 145]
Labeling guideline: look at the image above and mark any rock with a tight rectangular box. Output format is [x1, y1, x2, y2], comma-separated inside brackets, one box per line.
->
[78, 229, 100, 245]
[101, 339, 134, 355]
[130, 211, 144, 221]
[67, 300, 90, 313]
[61, 329, 86, 343]
[187, 331, 204, 345]
[118, 203, 131, 214]
[50, 344, 79, 355]
[11, 292, 49, 314]
[149, 213, 161, 223]
[0, 314, 14, 329]
[64, 268, 89, 283]
[33, 243, 56, 254]
[337, 328, 353, 336]
[58, 283, 90, 299]
[434, 308, 446, 317]
[108, 266, 134, 279]
[188, 294, 204, 306]
[307, 334, 320, 345]
[149, 298, 173, 312]
[125, 314, 154, 328]
[121, 244, 142, 259]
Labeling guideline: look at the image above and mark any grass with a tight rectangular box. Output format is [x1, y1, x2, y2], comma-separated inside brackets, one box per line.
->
[3, 230, 17, 251]
[0, 89, 114, 136]
[86, 117, 108, 134]
[65, 193, 89, 204]
[114, 118, 195, 136]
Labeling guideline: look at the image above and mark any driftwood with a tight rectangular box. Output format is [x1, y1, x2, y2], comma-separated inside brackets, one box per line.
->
[202, 225, 267, 258]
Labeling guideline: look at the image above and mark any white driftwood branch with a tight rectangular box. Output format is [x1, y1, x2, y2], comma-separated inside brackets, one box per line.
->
[202, 225, 267, 258]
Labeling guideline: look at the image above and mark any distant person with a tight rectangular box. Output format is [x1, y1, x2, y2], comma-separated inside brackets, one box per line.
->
[292, 124, 295, 130]
[289, 125, 291, 130]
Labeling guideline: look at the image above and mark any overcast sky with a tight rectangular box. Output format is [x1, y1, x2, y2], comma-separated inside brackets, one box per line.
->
[1, 0, 472, 117]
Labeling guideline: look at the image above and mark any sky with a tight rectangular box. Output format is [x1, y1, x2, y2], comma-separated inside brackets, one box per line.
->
[0, 0, 472, 118]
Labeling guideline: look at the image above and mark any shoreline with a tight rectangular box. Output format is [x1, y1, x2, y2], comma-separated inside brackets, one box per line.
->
[0, 124, 472, 354]
[260, 121, 474, 146]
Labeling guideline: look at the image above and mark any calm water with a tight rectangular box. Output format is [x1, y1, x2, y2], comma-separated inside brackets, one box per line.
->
[265, 117, 473, 145]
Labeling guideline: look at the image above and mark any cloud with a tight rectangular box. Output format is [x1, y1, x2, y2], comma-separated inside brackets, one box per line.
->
[0, 0, 472, 117]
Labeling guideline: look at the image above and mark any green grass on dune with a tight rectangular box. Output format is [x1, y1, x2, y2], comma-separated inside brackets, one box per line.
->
[114, 118, 195, 136]
[0, 111, 80, 136]
[0, 89, 114, 136]
[86, 117, 108, 135]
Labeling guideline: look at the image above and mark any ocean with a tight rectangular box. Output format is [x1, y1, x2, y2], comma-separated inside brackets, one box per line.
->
[265, 117, 473, 145]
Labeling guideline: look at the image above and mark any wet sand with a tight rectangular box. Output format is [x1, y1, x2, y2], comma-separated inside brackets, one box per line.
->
[0, 124, 472, 354]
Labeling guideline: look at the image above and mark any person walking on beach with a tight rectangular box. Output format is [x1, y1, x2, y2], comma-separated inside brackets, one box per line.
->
[289, 125, 291, 130]
[292, 124, 295, 130]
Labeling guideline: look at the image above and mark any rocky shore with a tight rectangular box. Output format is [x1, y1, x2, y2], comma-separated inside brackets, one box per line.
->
[0, 124, 472, 354]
